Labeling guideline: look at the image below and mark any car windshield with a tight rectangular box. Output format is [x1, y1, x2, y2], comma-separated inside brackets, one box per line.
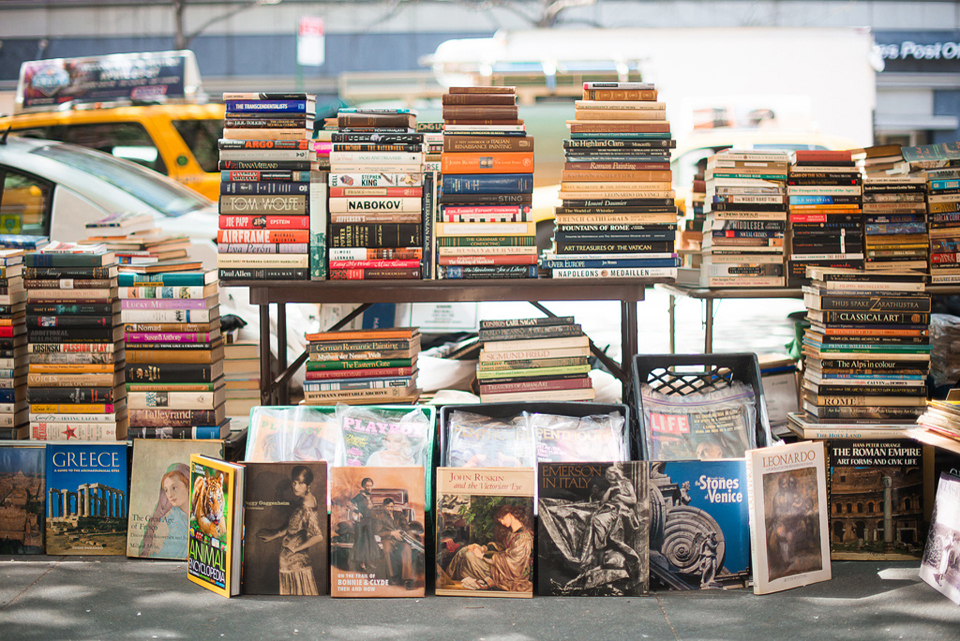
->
[30, 143, 209, 218]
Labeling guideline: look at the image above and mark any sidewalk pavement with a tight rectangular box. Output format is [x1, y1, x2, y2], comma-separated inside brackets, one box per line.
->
[2, 557, 958, 641]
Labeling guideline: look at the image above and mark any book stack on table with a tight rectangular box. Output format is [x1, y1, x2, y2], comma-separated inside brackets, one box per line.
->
[476, 317, 595, 403]
[862, 175, 929, 271]
[0, 249, 27, 439]
[799, 267, 930, 429]
[82, 212, 198, 272]
[700, 150, 788, 287]
[437, 86, 538, 280]
[302, 327, 421, 405]
[121, 270, 229, 440]
[25, 243, 127, 441]
[328, 108, 426, 280]
[222, 328, 261, 418]
[786, 149, 864, 287]
[217, 92, 318, 282]
[540, 81, 678, 280]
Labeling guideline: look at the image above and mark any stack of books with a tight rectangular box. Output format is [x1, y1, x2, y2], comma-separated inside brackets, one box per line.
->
[800, 267, 930, 426]
[25, 243, 126, 441]
[83, 213, 199, 273]
[862, 176, 929, 272]
[855, 144, 904, 177]
[0, 249, 27, 439]
[787, 149, 864, 287]
[476, 317, 594, 403]
[540, 81, 677, 280]
[700, 150, 788, 287]
[302, 327, 421, 405]
[912, 390, 960, 454]
[328, 108, 425, 280]
[680, 168, 706, 253]
[121, 270, 228, 439]
[218, 92, 318, 282]
[438, 86, 537, 280]
[222, 328, 261, 418]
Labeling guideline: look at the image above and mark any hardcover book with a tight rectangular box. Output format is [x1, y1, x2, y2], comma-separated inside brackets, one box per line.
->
[649, 460, 751, 590]
[187, 454, 245, 597]
[126, 439, 224, 560]
[920, 472, 960, 605]
[0, 445, 45, 554]
[435, 467, 535, 598]
[45, 443, 128, 555]
[243, 461, 328, 595]
[746, 441, 831, 594]
[330, 466, 425, 597]
[538, 461, 649, 596]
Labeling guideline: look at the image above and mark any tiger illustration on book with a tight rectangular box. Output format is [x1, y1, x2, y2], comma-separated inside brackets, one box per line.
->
[192, 471, 227, 539]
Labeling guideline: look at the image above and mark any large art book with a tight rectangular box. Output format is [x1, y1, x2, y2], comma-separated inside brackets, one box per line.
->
[243, 461, 328, 595]
[187, 454, 245, 598]
[436, 467, 535, 598]
[45, 443, 127, 555]
[329, 466, 425, 597]
[649, 460, 751, 590]
[920, 472, 960, 605]
[538, 461, 650, 596]
[127, 439, 224, 560]
[746, 441, 831, 594]
[0, 445, 45, 554]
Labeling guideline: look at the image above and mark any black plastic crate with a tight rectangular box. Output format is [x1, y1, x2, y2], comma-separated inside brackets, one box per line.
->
[631, 353, 772, 460]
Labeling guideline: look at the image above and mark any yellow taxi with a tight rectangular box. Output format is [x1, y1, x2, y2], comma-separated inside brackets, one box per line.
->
[0, 51, 224, 200]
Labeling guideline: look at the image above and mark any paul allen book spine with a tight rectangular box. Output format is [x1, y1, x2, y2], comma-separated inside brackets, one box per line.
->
[217, 268, 308, 280]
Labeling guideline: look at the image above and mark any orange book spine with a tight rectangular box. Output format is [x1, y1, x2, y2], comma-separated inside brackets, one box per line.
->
[561, 170, 673, 182]
[28, 363, 117, 374]
[441, 152, 535, 174]
[304, 328, 418, 342]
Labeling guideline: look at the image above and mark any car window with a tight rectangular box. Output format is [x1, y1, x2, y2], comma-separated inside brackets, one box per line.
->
[171, 118, 222, 173]
[0, 166, 52, 236]
[57, 122, 167, 174]
[30, 144, 208, 218]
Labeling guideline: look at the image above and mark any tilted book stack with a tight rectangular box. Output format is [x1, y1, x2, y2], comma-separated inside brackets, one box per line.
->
[787, 149, 864, 287]
[302, 327, 421, 405]
[900, 143, 960, 284]
[121, 270, 228, 439]
[861, 175, 929, 272]
[540, 81, 677, 280]
[855, 144, 905, 178]
[476, 317, 594, 403]
[0, 249, 27, 439]
[328, 108, 425, 280]
[218, 92, 319, 282]
[82, 212, 198, 273]
[25, 243, 126, 441]
[700, 150, 788, 287]
[438, 86, 538, 280]
[800, 267, 930, 425]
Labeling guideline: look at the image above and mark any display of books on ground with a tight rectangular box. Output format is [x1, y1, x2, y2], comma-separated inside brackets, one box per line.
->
[121, 270, 228, 440]
[540, 81, 677, 280]
[329, 108, 425, 281]
[0, 249, 27, 439]
[438, 86, 538, 280]
[476, 317, 594, 403]
[787, 150, 864, 287]
[25, 242, 127, 441]
[217, 92, 317, 282]
[701, 149, 788, 287]
[302, 328, 422, 405]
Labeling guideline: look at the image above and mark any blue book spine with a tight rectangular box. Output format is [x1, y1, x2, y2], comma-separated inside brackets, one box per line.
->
[219, 171, 310, 182]
[118, 272, 211, 287]
[226, 100, 313, 114]
[789, 195, 858, 205]
[931, 179, 960, 190]
[541, 258, 680, 269]
[0, 389, 15, 403]
[441, 174, 534, 195]
[864, 223, 928, 235]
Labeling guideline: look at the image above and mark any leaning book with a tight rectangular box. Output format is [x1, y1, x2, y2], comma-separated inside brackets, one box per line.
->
[0, 445, 45, 554]
[920, 472, 960, 605]
[187, 454, 245, 598]
[745, 441, 831, 594]
[435, 467, 535, 598]
[45, 443, 128, 555]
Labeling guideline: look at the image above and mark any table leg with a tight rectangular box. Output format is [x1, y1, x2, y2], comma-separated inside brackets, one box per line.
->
[621, 300, 638, 402]
[277, 303, 289, 405]
[668, 293, 676, 354]
[259, 303, 272, 406]
[704, 299, 714, 354]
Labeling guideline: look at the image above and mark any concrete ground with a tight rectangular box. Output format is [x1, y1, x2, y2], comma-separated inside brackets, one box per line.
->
[1, 557, 958, 641]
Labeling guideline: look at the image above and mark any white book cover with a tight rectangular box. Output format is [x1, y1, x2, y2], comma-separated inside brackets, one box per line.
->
[920, 473, 960, 605]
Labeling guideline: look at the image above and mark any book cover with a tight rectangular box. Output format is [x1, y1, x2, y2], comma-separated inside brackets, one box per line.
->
[126, 439, 224, 559]
[45, 443, 128, 555]
[330, 466, 425, 597]
[538, 461, 650, 596]
[827, 439, 925, 560]
[746, 441, 831, 594]
[648, 460, 751, 590]
[920, 472, 960, 605]
[242, 461, 328, 595]
[435, 467, 535, 598]
[0, 445, 45, 554]
[187, 454, 245, 597]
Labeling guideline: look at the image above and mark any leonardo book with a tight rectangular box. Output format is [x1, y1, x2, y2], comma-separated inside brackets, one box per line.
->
[436, 467, 535, 598]
[538, 461, 650, 596]
[746, 441, 831, 594]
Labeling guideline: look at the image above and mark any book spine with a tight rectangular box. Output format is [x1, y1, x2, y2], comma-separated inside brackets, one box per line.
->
[439, 265, 538, 279]
[218, 215, 310, 230]
[308, 339, 413, 353]
[217, 268, 307, 280]
[219, 160, 313, 171]
[329, 268, 421, 280]
[220, 170, 311, 182]
[222, 117, 313, 129]
[31, 422, 122, 440]
[328, 197, 423, 213]
[28, 372, 119, 387]
[329, 224, 422, 248]
[117, 286, 213, 299]
[27, 328, 119, 343]
[126, 363, 219, 383]
[26, 387, 120, 403]
[25, 315, 115, 328]
[478, 377, 592, 394]
[310, 174, 328, 281]
[552, 267, 677, 278]
[128, 425, 225, 439]
[304, 358, 413, 371]
[441, 174, 534, 194]
[308, 377, 412, 391]
[304, 367, 414, 380]
[129, 408, 220, 427]
[220, 180, 310, 195]
[218, 195, 308, 215]
[328, 172, 423, 188]
[479, 324, 582, 341]
[217, 243, 309, 254]
[422, 169, 436, 280]
[226, 99, 314, 113]
[121, 298, 214, 310]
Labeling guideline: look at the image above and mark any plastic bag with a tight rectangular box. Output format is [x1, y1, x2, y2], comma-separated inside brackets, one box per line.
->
[527, 411, 627, 463]
[444, 410, 536, 468]
[336, 404, 433, 467]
